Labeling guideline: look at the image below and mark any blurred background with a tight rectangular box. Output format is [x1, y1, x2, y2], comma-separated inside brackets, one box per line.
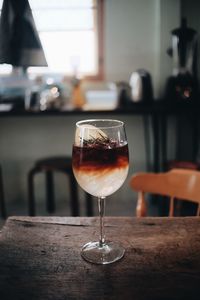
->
[0, 0, 199, 218]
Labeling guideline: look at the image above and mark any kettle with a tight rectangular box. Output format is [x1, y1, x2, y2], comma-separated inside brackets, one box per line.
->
[129, 69, 153, 102]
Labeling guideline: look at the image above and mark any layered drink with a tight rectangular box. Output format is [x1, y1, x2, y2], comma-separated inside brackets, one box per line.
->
[72, 133, 129, 197]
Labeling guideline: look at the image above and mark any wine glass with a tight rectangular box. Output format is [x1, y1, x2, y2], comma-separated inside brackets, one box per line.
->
[72, 119, 129, 264]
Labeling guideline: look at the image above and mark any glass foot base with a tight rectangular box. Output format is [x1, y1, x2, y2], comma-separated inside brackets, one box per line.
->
[81, 241, 125, 264]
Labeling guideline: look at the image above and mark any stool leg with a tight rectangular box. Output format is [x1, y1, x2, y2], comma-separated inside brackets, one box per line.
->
[85, 192, 93, 216]
[0, 167, 6, 219]
[45, 171, 55, 213]
[69, 172, 79, 216]
[28, 168, 37, 216]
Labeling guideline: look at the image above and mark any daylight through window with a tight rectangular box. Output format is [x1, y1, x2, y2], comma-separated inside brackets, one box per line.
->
[0, 0, 103, 78]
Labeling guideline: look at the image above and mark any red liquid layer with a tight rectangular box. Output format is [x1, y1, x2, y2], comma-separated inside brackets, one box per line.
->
[72, 143, 129, 174]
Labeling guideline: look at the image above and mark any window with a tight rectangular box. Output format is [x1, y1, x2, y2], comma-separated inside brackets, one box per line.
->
[0, 0, 104, 79]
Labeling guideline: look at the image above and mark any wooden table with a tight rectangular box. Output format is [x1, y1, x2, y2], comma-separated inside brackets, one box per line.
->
[0, 216, 200, 300]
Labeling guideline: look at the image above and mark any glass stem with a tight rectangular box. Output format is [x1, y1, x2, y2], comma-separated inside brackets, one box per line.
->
[98, 196, 106, 247]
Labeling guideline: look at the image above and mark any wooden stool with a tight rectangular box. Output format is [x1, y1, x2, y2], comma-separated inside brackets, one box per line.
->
[28, 156, 93, 216]
[0, 165, 6, 219]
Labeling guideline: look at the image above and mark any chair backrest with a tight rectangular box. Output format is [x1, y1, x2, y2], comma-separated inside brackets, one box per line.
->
[130, 169, 200, 217]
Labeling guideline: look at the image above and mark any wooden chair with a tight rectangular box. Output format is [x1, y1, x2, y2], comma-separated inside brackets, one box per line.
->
[130, 169, 200, 217]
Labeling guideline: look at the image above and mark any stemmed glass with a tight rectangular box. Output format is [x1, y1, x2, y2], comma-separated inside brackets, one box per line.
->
[72, 119, 129, 264]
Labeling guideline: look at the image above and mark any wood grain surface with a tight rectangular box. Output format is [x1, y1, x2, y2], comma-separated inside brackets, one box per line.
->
[0, 216, 200, 300]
